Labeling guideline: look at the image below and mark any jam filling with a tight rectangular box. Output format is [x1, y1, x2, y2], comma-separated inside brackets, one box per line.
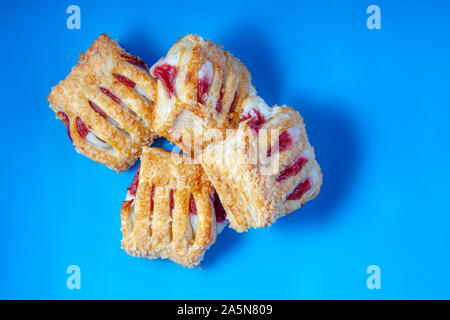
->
[127, 166, 140, 196]
[240, 107, 267, 133]
[76, 117, 90, 138]
[276, 156, 308, 182]
[113, 73, 136, 88]
[213, 190, 227, 223]
[215, 85, 224, 113]
[150, 185, 155, 212]
[100, 87, 122, 105]
[169, 189, 174, 211]
[121, 53, 149, 72]
[197, 72, 212, 105]
[152, 63, 178, 97]
[286, 178, 312, 201]
[228, 90, 238, 113]
[189, 194, 197, 215]
[89, 100, 107, 119]
[57, 112, 73, 142]
[267, 130, 294, 157]
[58, 112, 70, 127]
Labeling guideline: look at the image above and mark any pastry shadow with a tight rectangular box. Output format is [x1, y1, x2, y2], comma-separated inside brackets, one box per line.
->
[201, 226, 242, 268]
[219, 23, 282, 106]
[277, 99, 361, 228]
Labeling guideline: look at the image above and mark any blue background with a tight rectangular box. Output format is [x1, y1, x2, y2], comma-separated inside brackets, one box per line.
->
[1, 0, 449, 299]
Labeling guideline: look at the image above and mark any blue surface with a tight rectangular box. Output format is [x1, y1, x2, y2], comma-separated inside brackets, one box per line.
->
[1, 0, 450, 299]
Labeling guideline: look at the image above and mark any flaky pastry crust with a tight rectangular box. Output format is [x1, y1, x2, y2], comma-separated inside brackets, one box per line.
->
[121, 147, 226, 268]
[150, 34, 256, 156]
[48, 34, 156, 172]
[201, 96, 322, 232]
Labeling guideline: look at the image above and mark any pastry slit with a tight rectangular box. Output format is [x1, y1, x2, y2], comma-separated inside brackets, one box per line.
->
[189, 193, 198, 239]
[100, 86, 142, 123]
[276, 155, 309, 182]
[80, 112, 127, 153]
[227, 85, 239, 115]
[83, 86, 142, 144]
[68, 113, 118, 155]
[84, 129, 113, 150]
[187, 212, 195, 245]
[108, 79, 153, 128]
[197, 59, 215, 106]
[168, 189, 174, 242]
[79, 110, 131, 155]
[115, 60, 155, 102]
[88, 99, 131, 139]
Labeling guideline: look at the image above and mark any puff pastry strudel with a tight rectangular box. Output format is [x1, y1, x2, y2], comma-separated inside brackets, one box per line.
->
[48, 34, 156, 172]
[121, 147, 227, 268]
[150, 34, 256, 155]
[201, 96, 322, 232]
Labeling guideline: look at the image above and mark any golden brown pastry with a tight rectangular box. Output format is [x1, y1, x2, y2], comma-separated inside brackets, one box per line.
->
[150, 34, 256, 156]
[48, 34, 156, 172]
[121, 147, 228, 268]
[201, 96, 322, 232]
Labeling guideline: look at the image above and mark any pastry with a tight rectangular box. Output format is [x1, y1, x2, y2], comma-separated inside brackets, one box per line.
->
[47, 34, 156, 172]
[201, 96, 322, 232]
[120, 147, 228, 268]
[150, 34, 256, 156]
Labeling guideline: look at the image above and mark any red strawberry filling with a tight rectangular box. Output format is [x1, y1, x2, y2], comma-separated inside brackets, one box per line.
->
[197, 78, 210, 104]
[276, 156, 308, 182]
[89, 100, 107, 119]
[240, 107, 267, 133]
[57, 112, 73, 142]
[286, 178, 312, 201]
[100, 87, 122, 105]
[169, 189, 174, 211]
[212, 190, 227, 223]
[228, 90, 238, 113]
[215, 85, 224, 113]
[189, 194, 197, 215]
[121, 54, 149, 72]
[127, 166, 140, 196]
[267, 130, 295, 157]
[197, 70, 212, 105]
[76, 117, 90, 138]
[113, 73, 136, 88]
[152, 63, 178, 97]
[58, 112, 70, 127]
[150, 185, 155, 212]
